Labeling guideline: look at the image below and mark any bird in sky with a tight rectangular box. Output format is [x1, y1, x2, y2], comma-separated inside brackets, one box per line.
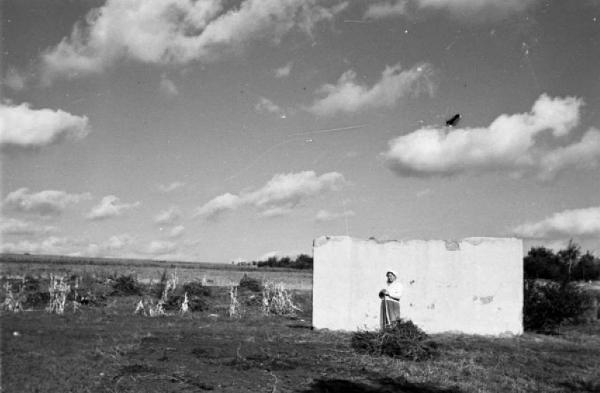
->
[445, 113, 461, 127]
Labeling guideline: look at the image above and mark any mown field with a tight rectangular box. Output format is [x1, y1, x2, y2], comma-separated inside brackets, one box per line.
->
[1, 255, 600, 392]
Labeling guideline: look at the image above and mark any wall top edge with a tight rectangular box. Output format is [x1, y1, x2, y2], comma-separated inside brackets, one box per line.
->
[313, 235, 522, 248]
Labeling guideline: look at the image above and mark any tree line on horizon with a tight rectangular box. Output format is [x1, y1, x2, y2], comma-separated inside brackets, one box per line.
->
[524, 240, 600, 282]
[235, 254, 313, 270]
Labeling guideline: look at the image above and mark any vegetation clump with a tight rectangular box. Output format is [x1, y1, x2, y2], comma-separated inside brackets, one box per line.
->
[164, 281, 213, 312]
[524, 280, 590, 333]
[351, 319, 438, 361]
[238, 274, 262, 292]
[111, 274, 143, 296]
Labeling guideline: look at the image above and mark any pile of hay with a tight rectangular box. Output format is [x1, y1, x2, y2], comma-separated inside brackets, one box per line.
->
[351, 319, 438, 361]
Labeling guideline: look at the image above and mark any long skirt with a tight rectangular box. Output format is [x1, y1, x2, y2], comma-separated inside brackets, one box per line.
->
[380, 299, 400, 330]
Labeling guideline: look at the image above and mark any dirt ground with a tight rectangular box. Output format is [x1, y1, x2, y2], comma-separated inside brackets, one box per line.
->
[2, 288, 600, 393]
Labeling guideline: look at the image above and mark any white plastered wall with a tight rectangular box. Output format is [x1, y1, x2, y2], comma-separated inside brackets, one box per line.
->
[312, 236, 523, 335]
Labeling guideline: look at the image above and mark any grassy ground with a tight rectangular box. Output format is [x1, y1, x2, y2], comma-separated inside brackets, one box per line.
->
[2, 287, 599, 393]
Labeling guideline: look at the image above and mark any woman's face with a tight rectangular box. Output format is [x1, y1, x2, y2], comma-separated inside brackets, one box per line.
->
[386, 272, 396, 283]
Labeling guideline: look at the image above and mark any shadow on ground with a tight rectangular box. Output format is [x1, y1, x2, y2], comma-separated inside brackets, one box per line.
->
[300, 377, 461, 393]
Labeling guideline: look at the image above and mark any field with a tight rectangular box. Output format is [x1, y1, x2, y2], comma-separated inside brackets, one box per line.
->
[0, 253, 312, 290]
[2, 255, 600, 392]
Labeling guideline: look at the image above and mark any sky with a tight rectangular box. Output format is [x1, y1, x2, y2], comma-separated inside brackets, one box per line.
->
[1, 0, 599, 263]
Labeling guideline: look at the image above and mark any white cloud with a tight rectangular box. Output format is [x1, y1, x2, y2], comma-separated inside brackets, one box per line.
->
[365, 0, 539, 20]
[260, 206, 294, 218]
[315, 209, 355, 222]
[275, 62, 293, 78]
[195, 192, 242, 219]
[3, 188, 91, 216]
[255, 97, 286, 118]
[86, 195, 141, 220]
[157, 181, 185, 193]
[85, 234, 137, 257]
[41, 0, 345, 81]
[154, 206, 181, 225]
[159, 74, 179, 97]
[365, 0, 408, 19]
[0, 101, 90, 148]
[307, 62, 435, 116]
[0, 233, 137, 257]
[3, 68, 28, 92]
[0, 218, 56, 236]
[146, 240, 178, 256]
[168, 225, 185, 238]
[384, 94, 600, 179]
[513, 206, 600, 239]
[0, 236, 87, 256]
[196, 171, 345, 219]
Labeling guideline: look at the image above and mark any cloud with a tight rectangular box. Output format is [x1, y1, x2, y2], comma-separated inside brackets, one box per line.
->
[86, 195, 141, 220]
[384, 94, 600, 179]
[2, 68, 28, 92]
[159, 74, 179, 97]
[145, 240, 178, 256]
[275, 62, 293, 78]
[85, 234, 137, 257]
[260, 206, 294, 218]
[157, 181, 185, 193]
[315, 209, 355, 222]
[196, 171, 345, 219]
[168, 225, 185, 238]
[0, 236, 87, 256]
[0, 218, 56, 236]
[195, 192, 242, 219]
[365, 0, 408, 19]
[513, 206, 600, 239]
[364, 0, 539, 20]
[0, 101, 90, 148]
[154, 206, 181, 225]
[0, 234, 137, 257]
[307, 62, 435, 116]
[255, 97, 286, 118]
[40, 0, 345, 81]
[3, 188, 91, 216]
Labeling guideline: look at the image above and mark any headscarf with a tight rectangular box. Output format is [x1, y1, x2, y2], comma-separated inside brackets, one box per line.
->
[386, 269, 398, 278]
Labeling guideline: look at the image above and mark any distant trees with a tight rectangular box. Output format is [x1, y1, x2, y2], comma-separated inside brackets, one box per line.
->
[235, 254, 313, 270]
[523, 240, 600, 282]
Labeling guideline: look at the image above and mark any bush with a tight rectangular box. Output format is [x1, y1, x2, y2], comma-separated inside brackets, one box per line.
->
[351, 319, 438, 361]
[160, 281, 214, 312]
[239, 274, 262, 292]
[111, 274, 142, 296]
[524, 280, 590, 333]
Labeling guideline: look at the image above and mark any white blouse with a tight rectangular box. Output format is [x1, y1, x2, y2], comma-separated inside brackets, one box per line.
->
[386, 281, 403, 301]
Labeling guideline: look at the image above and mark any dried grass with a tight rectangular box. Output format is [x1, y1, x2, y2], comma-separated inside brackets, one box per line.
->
[228, 286, 242, 318]
[2, 280, 25, 312]
[261, 281, 301, 316]
[46, 274, 70, 314]
[351, 319, 438, 361]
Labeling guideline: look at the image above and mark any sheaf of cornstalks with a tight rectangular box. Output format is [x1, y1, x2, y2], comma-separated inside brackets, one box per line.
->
[46, 274, 70, 315]
[71, 276, 82, 312]
[228, 285, 242, 319]
[2, 281, 25, 312]
[134, 272, 178, 317]
[262, 281, 301, 316]
[180, 292, 189, 314]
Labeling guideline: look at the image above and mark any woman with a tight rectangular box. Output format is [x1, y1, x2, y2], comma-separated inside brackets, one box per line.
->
[379, 270, 403, 329]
